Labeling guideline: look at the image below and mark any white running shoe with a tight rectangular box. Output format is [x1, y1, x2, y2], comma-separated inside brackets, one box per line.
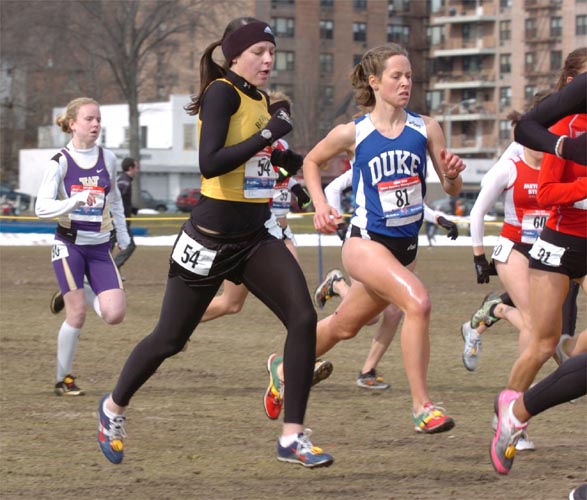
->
[461, 321, 482, 371]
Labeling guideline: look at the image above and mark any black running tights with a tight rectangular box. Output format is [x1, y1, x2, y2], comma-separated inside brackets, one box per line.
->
[112, 237, 316, 425]
[523, 352, 587, 417]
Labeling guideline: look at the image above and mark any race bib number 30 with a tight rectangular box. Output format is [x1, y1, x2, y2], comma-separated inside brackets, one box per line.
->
[171, 231, 217, 276]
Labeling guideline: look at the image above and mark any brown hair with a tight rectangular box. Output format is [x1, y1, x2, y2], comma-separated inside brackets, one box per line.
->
[555, 47, 587, 90]
[350, 44, 409, 108]
[55, 97, 99, 133]
[185, 17, 261, 116]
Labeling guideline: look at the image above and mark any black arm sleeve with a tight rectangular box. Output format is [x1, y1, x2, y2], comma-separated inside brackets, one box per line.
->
[514, 73, 587, 154]
[198, 81, 269, 179]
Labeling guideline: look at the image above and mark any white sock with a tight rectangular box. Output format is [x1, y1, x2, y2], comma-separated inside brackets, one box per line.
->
[508, 401, 525, 428]
[83, 283, 102, 318]
[56, 321, 81, 382]
[279, 433, 300, 447]
[102, 398, 124, 419]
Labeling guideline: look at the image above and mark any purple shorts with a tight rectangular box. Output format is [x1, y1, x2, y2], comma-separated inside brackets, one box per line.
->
[51, 237, 123, 295]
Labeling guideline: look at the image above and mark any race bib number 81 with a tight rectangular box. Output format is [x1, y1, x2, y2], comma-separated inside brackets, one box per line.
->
[171, 231, 217, 276]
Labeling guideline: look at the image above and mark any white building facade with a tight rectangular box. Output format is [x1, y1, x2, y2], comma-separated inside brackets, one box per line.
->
[19, 95, 201, 205]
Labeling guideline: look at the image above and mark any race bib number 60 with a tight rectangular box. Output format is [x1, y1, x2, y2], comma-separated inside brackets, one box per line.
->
[171, 231, 217, 276]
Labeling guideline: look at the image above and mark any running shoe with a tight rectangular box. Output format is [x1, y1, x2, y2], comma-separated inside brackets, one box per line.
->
[553, 334, 572, 366]
[264, 354, 284, 420]
[54, 374, 84, 396]
[413, 402, 455, 434]
[313, 269, 345, 309]
[356, 369, 390, 390]
[471, 292, 502, 329]
[461, 321, 482, 371]
[489, 389, 527, 474]
[50, 290, 65, 314]
[277, 429, 334, 468]
[97, 393, 126, 464]
[312, 358, 333, 386]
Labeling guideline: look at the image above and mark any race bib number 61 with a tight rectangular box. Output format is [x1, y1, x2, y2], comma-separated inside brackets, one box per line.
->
[171, 231, 217, 276]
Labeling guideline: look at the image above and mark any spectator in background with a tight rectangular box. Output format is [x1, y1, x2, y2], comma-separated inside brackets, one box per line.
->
[113, 157, 139, 271]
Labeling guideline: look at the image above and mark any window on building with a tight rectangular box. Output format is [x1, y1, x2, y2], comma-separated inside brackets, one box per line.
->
[462, 23, 473, 41]
[550, 50, 562, 71]
[427, 25, 444, 46]
[320, 85, 334, 107]
[499, 20, 511, 44]
[425, 90, 443, 112]
[272, 0, 295, 6]
[525, 18, 536, 39]
[577, 15, 587, 36]
[500, 0, 512, 8]
[550, 16, 562, 37]
[499, 120, 511, 141]
[500, 54, 511, 74]
[353, 22, 367, 42]
[320, 0, 334, 6]
[387, 25, 410, 45]
[272, 17, 295, 38]
[524, 85, 537, 102]
[354, 0, 367, 9]
[499, 87, 512, 108]
[524, 52, 536, 73]
[274, 51, 295, 71]
[183, 124, 196, 150]
[320, 20, 334, 40]
[122, 126, 148, 149]
[353, 54, 362, 66]
[463, 56, 482, 72]
[320, 53, 334, 73]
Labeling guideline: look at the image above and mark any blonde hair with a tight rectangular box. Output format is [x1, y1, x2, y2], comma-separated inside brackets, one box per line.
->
[350, 44, 409, 108]
[267, 90, 292, 107]
[55, 97, 99, 133]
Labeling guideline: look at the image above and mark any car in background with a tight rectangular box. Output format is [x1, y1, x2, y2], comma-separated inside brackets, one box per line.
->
[176, 188, 201, 212]
[0, 184, 33, 214]
[141, 190, 168, 212]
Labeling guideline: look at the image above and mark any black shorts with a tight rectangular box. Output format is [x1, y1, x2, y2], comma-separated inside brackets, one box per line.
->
[349, 225, 418, 266]
[168, 220, 281, 287]
[529, 226, 587, 279]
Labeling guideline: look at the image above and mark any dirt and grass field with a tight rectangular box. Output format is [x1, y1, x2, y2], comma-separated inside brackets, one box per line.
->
[1, 243, 585, 500]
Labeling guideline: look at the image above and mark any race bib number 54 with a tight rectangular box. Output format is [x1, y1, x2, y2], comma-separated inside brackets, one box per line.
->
[171, 231, 217, 276]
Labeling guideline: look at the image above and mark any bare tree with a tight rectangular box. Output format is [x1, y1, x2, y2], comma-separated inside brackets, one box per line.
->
[65, 0, 228, 206]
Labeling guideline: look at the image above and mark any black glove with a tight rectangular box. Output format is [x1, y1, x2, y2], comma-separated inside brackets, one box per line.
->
[260, 108, 293, 145]
[561, 135, 587, 166]
[271, 148, 303, 177]
[291, 184, 311, 210]
[473, 254, 493, 284]
[336, 222, 348, 242]
[268, 99, 291, 115]
[437, 215, 458, 240]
